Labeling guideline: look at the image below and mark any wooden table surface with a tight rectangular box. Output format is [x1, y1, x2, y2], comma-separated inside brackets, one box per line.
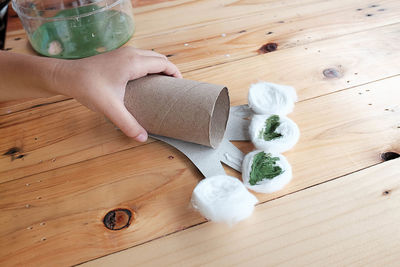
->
[1, 0, 400, 266]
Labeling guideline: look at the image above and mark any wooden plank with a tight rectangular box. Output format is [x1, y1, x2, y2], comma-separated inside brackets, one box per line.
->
[0, 76, 398, 266]
[0, 141, 203, 266]
[0, 98, 79, 128]
[6, 0, 400, 72]
[10, 0, 324, 38]
[83, 158, 400, 267]
[0, 95, 69, 116]
[0, 99, 151, 183]
[133, 0, 400, 73]
[1, 23, 399, 181]
[126, 0, 398, 38]
[4, 0, 321, 47]
[2, 0, 399, 114]
[184, 23, 400, 106]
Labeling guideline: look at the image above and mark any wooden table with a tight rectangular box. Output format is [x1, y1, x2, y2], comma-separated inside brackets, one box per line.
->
[1, 0, 400, 265]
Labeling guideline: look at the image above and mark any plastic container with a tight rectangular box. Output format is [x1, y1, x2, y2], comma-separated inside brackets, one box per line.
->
[12, 0, 135, 58]
[0, 0, 11, 50]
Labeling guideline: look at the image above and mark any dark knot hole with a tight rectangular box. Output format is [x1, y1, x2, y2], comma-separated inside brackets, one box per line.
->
[103, 208, 133, 230]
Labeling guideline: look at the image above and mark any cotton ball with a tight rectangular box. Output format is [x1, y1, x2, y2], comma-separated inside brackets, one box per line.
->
[48, 41, 63, 56]
[248, 82, 297, 115]
[249, 114, 300, 153]
[242, 150, 292, 193]
[191, 175, 258, 225]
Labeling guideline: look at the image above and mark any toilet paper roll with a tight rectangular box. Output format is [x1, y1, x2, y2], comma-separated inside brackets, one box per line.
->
[124, 75, 230, 148]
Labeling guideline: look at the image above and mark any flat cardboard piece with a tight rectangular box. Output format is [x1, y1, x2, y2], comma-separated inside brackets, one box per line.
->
[151, 135, 244, 177]
[125, 75, 230, 148]
[225, 105, 251, 141]
[150, 105, 251, 177]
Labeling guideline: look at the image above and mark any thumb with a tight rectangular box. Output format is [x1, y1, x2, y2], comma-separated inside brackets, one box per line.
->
[103, 98, 148, 142]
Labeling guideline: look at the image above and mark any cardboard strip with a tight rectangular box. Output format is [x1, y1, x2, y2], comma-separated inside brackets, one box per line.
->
[151, 135, 244, 177]
[124, 75, 230, 148]
[225, 105, 251, 141]
[150, 105, 251, 177]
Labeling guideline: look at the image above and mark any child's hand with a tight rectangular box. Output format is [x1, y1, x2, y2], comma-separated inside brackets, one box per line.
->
[57, 47, 182, 142]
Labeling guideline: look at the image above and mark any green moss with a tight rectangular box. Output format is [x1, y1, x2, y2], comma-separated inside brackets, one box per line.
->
[30, 5, 134, 58]
[249, 151, 283, 185]
[258, 115, 282, 141]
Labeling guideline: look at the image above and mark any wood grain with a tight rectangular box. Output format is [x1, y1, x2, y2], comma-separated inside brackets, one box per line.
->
[0, 95, 69, 116]
[0, 99, 153, 183]
[0, 141, 203, 266]
[5, 0, 322, 41]
[134, 0, 400, 73]
[1, 23, 399, 182]
[5, 0, 400, 73]
[1, 0, 400, 265]
[2, 0, 399, 114]
[83, 158, 400, 267]
[3, 18, 400, 115]
[0, 76, 398, 266]
[184, 23, 400, 106]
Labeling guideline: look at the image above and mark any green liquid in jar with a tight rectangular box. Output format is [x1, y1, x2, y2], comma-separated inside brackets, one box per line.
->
[30, 5, 134, 59]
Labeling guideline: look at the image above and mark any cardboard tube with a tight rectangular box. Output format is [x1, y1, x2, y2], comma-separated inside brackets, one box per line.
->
[124, 75, 230, 148]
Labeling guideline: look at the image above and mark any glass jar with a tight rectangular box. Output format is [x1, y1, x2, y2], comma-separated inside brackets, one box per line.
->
[12, 0, 135, 58]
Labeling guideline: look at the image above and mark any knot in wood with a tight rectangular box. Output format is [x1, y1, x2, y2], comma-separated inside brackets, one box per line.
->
[259, 43, 278, 53]
[103, 208, 133, 230]
[3, 147, 20, 156]
[3, 147, 25, 161]
[323, 68, 342, 78]
[380, 152, 400, 162]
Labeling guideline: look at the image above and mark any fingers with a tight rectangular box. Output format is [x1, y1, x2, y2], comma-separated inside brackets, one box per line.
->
[121, 47, 182, 79]
[136, 55, 183, 78]
[102, 97, 148, 142]
[133, 48, 167, 59]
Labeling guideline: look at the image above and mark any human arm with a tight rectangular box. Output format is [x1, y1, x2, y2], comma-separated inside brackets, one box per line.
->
[0, 47, 182, 142]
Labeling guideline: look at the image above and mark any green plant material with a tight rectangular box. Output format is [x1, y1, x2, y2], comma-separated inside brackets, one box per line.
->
[258, 115, 282, 141]
[30, 5, 134, 58]
[249, 152, 283, 185]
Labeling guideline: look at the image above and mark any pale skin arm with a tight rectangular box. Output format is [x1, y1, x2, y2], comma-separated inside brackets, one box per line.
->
[0, 47, 182, 142]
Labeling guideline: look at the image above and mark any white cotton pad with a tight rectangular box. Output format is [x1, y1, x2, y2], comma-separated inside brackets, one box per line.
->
[191, 175, 258, 225]
[249, 114, 300, 153]
[248, 82, 297, 115]
[242, 150, 292, 193]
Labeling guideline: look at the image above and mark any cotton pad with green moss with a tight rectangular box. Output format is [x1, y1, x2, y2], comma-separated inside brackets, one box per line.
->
[249, 152, 283, 185]
[258, 114, 282, 141]
[242, 150, 292, 193]
[249, 114, 300, 153]
[29, 5, 134, 58]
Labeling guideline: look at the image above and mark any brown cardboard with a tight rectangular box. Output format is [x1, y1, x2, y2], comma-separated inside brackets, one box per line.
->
[124, 75, 230, 148]
[150, 105, 253, 177]
[225, 105, 252, 141]
[151, 135, 244, 177]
